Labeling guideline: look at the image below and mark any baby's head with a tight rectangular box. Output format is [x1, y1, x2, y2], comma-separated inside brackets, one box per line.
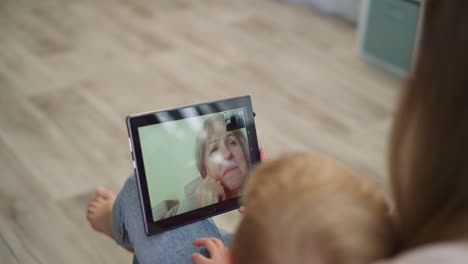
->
[230, 153, 394, 264]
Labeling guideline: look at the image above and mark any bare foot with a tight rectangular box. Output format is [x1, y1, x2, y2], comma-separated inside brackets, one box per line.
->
[86, 187, 115, 238]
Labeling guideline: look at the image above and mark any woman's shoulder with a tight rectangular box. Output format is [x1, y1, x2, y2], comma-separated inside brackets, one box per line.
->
[373, 241, 468, 264]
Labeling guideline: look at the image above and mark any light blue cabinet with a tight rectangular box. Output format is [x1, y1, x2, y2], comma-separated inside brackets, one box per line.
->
[359, 0, 421, 76]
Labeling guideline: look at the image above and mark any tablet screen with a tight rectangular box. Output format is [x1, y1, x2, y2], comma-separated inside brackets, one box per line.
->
[138, 108, 251, 222]
[127, 96, 259, 235]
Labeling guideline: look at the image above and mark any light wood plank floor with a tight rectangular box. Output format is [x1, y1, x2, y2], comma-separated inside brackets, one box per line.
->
[0, 0, 403, 263]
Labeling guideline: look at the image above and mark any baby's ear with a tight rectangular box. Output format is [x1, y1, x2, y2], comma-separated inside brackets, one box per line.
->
[226, 250, 234, 264]
[358, 182, 389, 211]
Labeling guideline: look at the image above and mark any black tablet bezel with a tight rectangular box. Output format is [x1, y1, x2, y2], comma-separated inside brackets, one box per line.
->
[126, 96, 260, 236]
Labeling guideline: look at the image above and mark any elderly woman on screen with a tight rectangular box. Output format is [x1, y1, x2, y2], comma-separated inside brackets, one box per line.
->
[193, 114, 250, 208]
[153, 114, 250, 220]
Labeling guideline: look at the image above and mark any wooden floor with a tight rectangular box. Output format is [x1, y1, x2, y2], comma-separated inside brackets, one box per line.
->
[0, 0, 402, 263]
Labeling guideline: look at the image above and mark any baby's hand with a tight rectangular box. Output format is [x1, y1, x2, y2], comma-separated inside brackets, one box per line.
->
[192, 237, 231, 264]
[194, 177, 226, 208]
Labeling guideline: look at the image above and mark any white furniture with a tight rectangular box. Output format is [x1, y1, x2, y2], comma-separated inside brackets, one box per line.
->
[282, 0, 363, 22]
[358, 0, 424, 76]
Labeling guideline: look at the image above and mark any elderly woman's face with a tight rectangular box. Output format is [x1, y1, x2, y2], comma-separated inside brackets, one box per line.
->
[203, 119, 248, 193]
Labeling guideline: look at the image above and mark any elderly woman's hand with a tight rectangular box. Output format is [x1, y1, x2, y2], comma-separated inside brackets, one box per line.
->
[194, 177, 226, 208]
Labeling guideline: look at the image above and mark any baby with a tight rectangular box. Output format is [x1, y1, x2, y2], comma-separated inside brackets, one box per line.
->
[192, 153, 394, 264]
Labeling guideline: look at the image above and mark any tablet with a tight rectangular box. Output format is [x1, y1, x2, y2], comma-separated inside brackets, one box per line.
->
[126, 96, 260, 236]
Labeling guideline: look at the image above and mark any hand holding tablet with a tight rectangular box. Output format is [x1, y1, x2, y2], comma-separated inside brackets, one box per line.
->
[126, 96, 260, 235]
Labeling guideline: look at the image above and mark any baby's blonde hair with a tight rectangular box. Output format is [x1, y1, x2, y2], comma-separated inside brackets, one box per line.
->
[230, 153, 394, 264]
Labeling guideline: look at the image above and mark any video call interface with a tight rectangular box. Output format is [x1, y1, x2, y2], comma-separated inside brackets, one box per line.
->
[138, 109, 250, 222]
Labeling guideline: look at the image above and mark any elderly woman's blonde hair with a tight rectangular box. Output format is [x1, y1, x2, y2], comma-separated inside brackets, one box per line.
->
[230, 153, 394, 264]
[194, 114, 250, 178]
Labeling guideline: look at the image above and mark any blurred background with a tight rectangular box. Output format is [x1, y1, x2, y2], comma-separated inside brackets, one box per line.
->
[0, 0, 422, 263]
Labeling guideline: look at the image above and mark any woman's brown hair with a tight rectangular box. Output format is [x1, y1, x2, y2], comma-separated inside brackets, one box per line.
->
[389, 0, 468, 251]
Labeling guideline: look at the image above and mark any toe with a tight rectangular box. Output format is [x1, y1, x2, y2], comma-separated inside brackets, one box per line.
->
[88, 196, 98, 205]
[87, 199, 100, 212]
[87, 206, 96, 216]
[86, 210, 95, 222]
[95, 187, 107, 197]
[96, 187, 115, 200]
[88, 202, 97, 209]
